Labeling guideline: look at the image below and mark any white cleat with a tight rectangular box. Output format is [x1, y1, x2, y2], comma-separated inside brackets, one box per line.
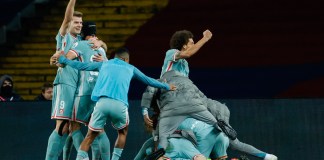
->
[264, 154, 278, 160]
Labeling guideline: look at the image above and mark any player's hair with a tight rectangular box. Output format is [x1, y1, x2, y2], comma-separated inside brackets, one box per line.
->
[73, 11, 83, 17]
[169, 30, 194, 50]
[114, 47, 130, 59]
[41, 82, 53, 93]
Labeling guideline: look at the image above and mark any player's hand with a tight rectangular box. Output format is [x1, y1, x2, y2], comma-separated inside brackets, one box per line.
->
[144, 114, 153, 127]
[92, 53, 104, 62]
[50, 51, 61, 65]
[203, 29, 212, 41]
[169, 84, 176, 91]
[88, 37, 102, 50]
[55, 63, 64, 68]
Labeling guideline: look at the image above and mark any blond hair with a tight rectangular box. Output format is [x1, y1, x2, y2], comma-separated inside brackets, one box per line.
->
[73, 11, 83, 17]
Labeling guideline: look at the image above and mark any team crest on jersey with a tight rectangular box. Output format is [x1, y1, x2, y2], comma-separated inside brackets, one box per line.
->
[72, 42, 79, 49]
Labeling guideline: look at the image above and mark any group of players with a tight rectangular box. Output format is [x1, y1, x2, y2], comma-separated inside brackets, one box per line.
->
[45, 0, 278, 160]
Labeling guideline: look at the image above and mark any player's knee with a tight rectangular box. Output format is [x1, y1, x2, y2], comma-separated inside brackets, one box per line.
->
[70, 121, 81, 132]
[118, 126, 128, 136]
[56, 120, 69, 136]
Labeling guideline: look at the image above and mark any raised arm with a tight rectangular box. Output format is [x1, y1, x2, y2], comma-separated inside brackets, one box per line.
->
[175, 29, 212, 60]
[58, 55, 102, 71]
[133, 68, 176, 91]
[59, 0, 76, 36]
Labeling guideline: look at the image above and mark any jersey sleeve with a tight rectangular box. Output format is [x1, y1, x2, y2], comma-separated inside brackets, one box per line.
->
[166, 49, 180, 62]
[58, 56, 102, 71]
[133, 67, 170, 90]
[55, 32, 63, 51]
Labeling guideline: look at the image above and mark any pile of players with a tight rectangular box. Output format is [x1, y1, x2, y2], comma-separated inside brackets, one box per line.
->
[45, 1, 278, 160]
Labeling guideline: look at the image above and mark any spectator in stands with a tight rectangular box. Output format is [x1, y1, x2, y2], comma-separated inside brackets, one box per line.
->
[34, 82, 53, 101]
[0, 74, 23, 101]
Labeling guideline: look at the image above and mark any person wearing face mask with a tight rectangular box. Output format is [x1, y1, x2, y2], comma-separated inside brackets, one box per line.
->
[34, 82, 53, 101]
[0, 75, 23, 102]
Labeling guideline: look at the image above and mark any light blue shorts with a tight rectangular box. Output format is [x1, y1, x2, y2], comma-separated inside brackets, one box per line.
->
[51, 84, 76, 120]
[73, 95, 96, 124]
[88, 97, 129, 132]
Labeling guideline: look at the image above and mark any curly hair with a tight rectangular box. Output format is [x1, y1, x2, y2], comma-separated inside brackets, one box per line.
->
[169, 30, 194, 50]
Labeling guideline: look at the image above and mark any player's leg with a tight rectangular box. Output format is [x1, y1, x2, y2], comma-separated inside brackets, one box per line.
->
[74, 95, 102, 160]
[77, 97, 110, 160]
[158, 116, 187, 150]
[210, 132, 229, 160]
[70, 121, 84, 150]
[134, 137, 154, 160]
[46, 84, 74, 160]
[106, 98, 129, 160]
[62, 134, 73, 160]
[77, 129, 100, 160]
[229, 138, 277, 160]
[111, 126, 128, 160]
[95, 131, 110, 160]
[46, 119, 69, 160]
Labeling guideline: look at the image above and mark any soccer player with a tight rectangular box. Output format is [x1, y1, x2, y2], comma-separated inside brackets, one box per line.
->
[59, 21, 110, 160]
[135, 106, 207, 160]
[157, 29, 277, 160]
[45, 1, 82, 159]
[57, 48, 176, 160]
[160, 29, 212, 78]
[45, 0, 106, 159]
[141, 72, 277, 160]
[143, 70, 223, 152]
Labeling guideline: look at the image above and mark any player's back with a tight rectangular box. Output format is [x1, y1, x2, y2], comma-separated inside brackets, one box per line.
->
[73, 40, 107, 96]
[91, 58, 134, 105]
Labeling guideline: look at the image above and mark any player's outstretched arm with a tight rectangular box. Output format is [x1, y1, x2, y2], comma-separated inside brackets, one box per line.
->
[59, 0, 77, 36]
[58, 55, 102, 71]
[133, 67, 176, 91]
[177, 29, 212, 59]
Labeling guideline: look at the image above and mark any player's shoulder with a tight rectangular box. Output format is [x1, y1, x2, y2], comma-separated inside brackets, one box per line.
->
[166, 49, 178, 54]
[165, 49, 179, 58]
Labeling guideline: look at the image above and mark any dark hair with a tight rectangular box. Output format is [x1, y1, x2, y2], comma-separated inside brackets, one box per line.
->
[169, 30, 193, 50]
[114, 47, 130, 59]
[41, 82, 53, 93]
[73, 11, 83, 17]
[81, 21, 96, 39]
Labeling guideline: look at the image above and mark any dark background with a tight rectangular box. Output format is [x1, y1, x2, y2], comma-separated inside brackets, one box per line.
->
[0, 100, 323, 159]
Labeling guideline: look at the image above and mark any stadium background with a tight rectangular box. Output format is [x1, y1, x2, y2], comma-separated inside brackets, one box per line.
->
[0, 0, 323, 159]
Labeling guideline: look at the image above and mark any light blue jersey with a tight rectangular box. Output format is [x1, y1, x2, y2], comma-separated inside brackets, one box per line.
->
[160, 49, 189, 77]
[70, 40, 107, 96]
[178, 118, 229, 159]
[53, 32, 82, 87]
[178, 118, 214, 139]
[58, 57, 171, 106]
